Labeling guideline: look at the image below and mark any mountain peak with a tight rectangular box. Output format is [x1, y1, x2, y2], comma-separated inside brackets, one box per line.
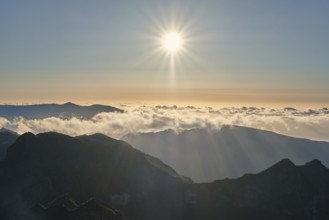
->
[273, 158, 295, 167]
[87, 133, 112, 139]
[304, 159, 325, 168]
[63, 102, 77, 106]
[77, 133, 117, 143]
[19, 132, 36, 139]
[263, 158, 296, 174]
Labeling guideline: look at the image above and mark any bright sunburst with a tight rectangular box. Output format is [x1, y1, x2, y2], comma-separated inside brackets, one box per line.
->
[138, 10, 202, 88]
[162, 31, 183, 54]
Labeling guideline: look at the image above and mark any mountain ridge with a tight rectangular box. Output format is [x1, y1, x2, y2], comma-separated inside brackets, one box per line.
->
[123, 125, 329, 182]
[0, 102, 123, 120]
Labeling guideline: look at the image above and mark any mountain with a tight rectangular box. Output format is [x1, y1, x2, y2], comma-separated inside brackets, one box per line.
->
[0, 128, 18, 160]
[1, 131, 329, 219]
[187, 159, 329, 220]
[0, 132, 187, 220]
[0, 102, 122, 119]
[123, 125, 329, 182]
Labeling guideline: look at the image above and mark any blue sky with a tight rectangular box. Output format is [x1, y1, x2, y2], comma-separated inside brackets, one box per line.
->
[0, 0, 328, 106]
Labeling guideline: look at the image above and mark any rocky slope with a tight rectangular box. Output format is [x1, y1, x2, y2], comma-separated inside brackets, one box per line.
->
[26, 196, 127, 220]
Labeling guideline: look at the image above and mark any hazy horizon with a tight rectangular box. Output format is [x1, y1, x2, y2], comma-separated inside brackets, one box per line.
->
[1, 87, 328, 108]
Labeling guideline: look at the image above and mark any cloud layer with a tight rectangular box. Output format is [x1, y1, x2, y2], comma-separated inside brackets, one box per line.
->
[1, 105, 329, 141]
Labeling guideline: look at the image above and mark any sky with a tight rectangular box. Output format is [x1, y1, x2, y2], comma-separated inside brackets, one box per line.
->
[1, 0, 328, 107]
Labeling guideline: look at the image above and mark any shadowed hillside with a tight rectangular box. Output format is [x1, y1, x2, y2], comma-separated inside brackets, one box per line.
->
[187, 159, 329, 220]
[0, 128, 18, 160]
[0, 132, 187, 220]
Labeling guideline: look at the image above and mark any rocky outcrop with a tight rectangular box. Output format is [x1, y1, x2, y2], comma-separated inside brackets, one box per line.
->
[27, 196, 127, 220]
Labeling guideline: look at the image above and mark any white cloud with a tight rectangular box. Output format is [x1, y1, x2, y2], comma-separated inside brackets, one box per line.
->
[1, 105, 329, 141]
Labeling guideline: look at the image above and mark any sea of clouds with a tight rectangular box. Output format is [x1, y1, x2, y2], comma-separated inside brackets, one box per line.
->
[1, 105, 329, 141]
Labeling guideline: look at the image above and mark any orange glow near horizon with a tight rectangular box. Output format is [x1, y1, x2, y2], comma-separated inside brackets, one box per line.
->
[1, 87, 328, 109]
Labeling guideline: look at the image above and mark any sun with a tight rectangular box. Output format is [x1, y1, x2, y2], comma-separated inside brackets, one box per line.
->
[162, 31, 183, 54]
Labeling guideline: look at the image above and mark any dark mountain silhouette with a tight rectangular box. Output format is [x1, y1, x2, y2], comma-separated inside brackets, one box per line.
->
[0, 102, 122, 119]
[0, 128, 18, 160]
[123, 125, 329, 182]
[0, 132, 187, 220]
[1, 131, 329, 219]
[187, 159, 329, 220]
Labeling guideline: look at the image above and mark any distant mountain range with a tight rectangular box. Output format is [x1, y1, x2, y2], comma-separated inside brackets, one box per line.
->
[1, 131, 329, 219]
[123, 125, 329, 182]
[0, 102, 122, 119]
